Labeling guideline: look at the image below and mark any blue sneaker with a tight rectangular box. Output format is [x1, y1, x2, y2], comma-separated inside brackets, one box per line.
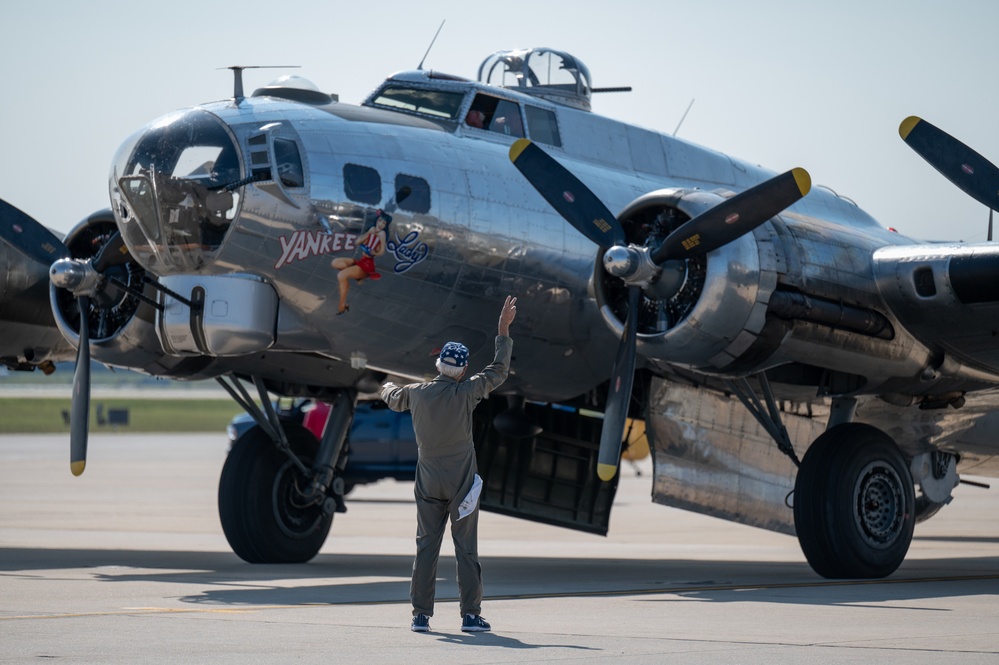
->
[411, 613, 430, 632]
[461, 614, 491, 632]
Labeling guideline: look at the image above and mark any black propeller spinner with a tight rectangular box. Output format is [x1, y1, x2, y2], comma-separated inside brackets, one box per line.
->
[509, 138, 810, 481]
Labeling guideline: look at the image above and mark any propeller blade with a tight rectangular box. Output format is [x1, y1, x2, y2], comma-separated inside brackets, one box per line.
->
[652, 168, 811, 264]
[510, 138, 625, 247]
[91, 231, 130, 272]
[597, 285, 641, 482]
[900, 116, 999, 212]
[0, 198, 70, 265]
[70, 296, 92, 476]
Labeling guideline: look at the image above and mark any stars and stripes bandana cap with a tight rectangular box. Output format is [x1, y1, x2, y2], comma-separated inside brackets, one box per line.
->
[439, 341, 469, 367]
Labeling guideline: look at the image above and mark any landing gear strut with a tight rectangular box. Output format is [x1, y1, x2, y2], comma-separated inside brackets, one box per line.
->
[216, 375, 355, 563]
[728, 373, 915, 578]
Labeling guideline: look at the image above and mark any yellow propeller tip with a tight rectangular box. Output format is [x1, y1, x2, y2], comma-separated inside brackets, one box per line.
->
[597, 463, 618, 482]
[791, 168, 811, 196]
[70, 460, 86, 476]
[509, 138, 532, 163]
[899, 116, 922, 140]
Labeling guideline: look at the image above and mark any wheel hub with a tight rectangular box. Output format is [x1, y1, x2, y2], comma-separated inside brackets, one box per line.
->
[854, 462, 905, 548]
[272, 459, 325, 540]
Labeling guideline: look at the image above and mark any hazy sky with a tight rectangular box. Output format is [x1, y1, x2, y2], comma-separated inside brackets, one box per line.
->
[2, 0, 997, 241]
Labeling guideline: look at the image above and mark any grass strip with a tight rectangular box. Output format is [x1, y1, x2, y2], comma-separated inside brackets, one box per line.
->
[0, 397, 242, 434]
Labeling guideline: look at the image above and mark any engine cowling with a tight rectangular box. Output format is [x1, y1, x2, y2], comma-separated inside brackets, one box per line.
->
[874, 242, 999, 381]
[596, 188, 776, 372]
[49, 210, 218, 379]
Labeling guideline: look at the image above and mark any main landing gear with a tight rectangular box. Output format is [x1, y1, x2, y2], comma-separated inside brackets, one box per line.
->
[793, 423, 915, 578]
[216, 375, 355, 563]
[728, 375, 921, 579]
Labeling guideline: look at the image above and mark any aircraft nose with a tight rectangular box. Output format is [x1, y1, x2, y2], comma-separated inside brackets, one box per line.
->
[108, 109, 242, 274]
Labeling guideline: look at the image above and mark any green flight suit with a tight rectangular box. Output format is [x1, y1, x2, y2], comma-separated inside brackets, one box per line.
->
[380, 335, 513, 617]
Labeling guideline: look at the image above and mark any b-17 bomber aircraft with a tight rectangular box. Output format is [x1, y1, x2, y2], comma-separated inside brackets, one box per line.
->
[3, 47, 999, 579]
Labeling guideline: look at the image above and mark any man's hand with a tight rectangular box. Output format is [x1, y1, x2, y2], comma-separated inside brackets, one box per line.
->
[498, 296, 517, 337]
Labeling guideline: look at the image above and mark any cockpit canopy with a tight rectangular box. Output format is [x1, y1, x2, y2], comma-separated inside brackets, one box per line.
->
[478, 48, 593, 111]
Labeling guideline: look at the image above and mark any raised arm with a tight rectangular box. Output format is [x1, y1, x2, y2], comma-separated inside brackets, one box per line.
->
[498, 295, 517, 337]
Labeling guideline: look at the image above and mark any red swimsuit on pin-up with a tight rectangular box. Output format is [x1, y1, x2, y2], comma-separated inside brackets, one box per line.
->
[357, 233, 383, 279]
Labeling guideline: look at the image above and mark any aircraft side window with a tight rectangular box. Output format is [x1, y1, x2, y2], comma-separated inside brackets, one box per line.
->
[466, 94, 525, 137]
[274, 139, 304, 188]
[395, 174, 431, 214]
[343, 164, 382, 205]
[525, 105, 561, 147]
[465, 93, 498, 128]
[488, 99, 524, 137]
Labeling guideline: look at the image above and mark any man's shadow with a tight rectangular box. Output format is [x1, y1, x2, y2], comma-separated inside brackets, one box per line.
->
[431, 631, 597, 651]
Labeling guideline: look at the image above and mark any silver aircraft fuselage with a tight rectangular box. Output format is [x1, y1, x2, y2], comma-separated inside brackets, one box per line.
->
[8, 50, 999, 576]
[105, 69, 930, 404]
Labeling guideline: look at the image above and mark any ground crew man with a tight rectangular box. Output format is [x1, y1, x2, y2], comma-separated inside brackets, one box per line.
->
[379, 295, 517, 633]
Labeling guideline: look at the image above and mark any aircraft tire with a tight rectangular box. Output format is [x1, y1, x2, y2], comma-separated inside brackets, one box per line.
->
[219, 423, 333, 563]
[793, 423, 915, 579]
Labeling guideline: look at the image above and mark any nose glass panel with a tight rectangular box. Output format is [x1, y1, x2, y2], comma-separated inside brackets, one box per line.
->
[110, 109, 242, 272]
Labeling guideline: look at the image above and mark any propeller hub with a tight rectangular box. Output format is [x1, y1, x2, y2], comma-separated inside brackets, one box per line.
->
[602, 245, 661, 288]
[602, 245, 638, 277]
[50, 258, 102, 296]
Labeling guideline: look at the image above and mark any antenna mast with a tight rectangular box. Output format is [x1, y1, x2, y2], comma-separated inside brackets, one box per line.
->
[417, 20, 446, 70]
[673, 98, 695, 137]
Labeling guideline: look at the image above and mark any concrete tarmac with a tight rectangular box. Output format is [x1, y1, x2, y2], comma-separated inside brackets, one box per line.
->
[1, 433, 998, 663]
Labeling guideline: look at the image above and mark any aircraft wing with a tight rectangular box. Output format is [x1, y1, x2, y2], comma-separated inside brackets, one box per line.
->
[0, 224, 75, 371]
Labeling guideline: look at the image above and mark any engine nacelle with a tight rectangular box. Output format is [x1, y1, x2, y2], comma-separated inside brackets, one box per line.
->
[48, 211, 220, 380]
[595, 188, 777, 373]
[874, 242, 999, 381]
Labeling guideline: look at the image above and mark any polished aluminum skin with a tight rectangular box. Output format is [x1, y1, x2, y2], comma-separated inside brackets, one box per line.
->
[6, 48, 999, 546]
[103, 55, 999, 493]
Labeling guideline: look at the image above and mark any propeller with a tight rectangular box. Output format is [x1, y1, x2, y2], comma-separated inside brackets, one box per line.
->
[598, 285, 640, 481]
[509, 139, 810, 480]
[0, 199, 71, 264]
[70, 296, 91, 476]
[91, 231, 130, 272]
[899, 116, 999, 240]
[508, 139, 624, 248]
[650, 168, 811, 263]
[0, 198, 127, 476]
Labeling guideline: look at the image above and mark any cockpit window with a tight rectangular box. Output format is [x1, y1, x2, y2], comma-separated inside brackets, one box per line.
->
[465, 94, 524, 137]
[371, 86, 465, 119]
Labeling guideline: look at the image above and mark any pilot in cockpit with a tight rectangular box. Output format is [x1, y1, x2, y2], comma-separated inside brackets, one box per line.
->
[465, 109, 485, 129]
